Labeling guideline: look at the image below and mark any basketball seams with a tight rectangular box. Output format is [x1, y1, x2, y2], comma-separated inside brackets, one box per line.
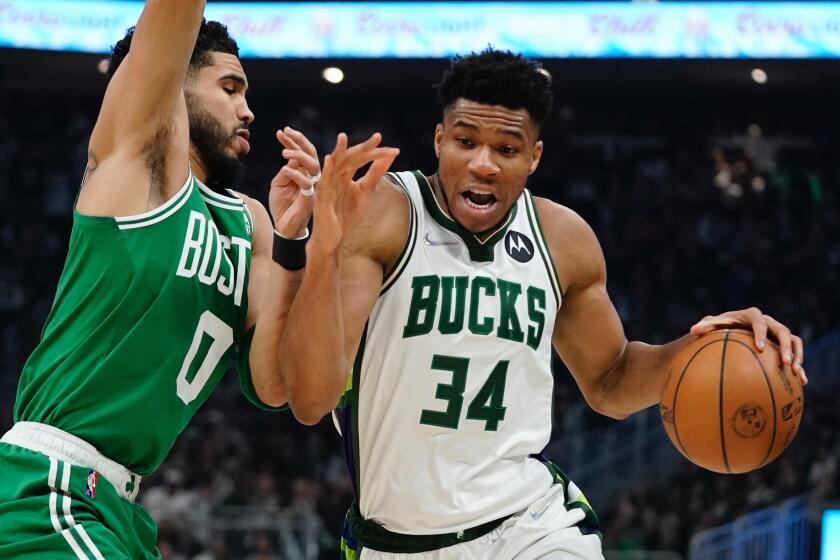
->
[670, 335, 729, 465]
[726, 338, 778, 469]
[719, 330, 732, 474]
[667, 329, 796, 474]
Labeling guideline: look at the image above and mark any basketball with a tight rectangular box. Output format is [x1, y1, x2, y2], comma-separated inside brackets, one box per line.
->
[659, 328, 804, 474]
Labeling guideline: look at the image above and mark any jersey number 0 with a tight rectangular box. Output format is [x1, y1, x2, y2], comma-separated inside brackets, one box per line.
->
[176, 311, 234, 405]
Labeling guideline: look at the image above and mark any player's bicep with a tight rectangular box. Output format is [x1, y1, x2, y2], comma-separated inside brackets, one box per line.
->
[91, 1, 204, 156]
[553, 280, 627, 396]
[550, 224, 627, 408]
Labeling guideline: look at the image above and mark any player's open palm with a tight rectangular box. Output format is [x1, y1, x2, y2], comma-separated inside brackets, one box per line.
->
[269, 127, 321, 239]
[312, 132, 399, 252]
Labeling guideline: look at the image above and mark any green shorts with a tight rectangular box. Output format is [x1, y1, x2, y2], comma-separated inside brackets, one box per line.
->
[0, 442, 161, 559]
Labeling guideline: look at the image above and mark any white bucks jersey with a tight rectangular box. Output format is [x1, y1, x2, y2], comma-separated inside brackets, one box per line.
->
[335, 170, 563, 534]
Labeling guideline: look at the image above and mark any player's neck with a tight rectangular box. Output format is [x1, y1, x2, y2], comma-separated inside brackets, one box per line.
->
[189, 149, 209, 185]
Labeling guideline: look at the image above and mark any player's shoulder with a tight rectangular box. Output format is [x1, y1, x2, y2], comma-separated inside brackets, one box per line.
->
[532, 195, 599, 249]
[364, 173, 412, 226]
[531, 195, 605, 289]
[232, 191, 265, 215]
[231, 191, 272, 249]
[232, 192, 271, 228]
[343, 174, 412, 268]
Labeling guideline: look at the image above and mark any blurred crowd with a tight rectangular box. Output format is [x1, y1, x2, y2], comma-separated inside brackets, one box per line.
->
[601, 391, 838, 553]
[1, 83, 839, 559]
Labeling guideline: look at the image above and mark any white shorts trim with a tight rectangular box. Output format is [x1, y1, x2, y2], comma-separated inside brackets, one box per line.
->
[2, 421, 141, 501]
[360, 484, 603, 560]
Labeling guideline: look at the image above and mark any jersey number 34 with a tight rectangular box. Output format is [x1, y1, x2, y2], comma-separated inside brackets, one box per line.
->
[419, 355, 508, 432]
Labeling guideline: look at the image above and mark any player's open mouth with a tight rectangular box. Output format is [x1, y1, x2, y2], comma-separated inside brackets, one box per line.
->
[461, 189, 498, 211]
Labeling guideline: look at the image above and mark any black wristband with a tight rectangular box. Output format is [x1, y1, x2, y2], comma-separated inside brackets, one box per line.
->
[272, 229, 309, 271]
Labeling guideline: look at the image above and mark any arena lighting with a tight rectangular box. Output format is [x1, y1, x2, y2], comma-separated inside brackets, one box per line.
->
[822, 509, 840, 560]
[751, 68, 768, 84]
[6, 1, 840, 59]
[322, 67, 344, 84]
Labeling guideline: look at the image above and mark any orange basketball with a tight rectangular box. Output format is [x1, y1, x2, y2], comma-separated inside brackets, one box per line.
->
[659, 328, 804, 474]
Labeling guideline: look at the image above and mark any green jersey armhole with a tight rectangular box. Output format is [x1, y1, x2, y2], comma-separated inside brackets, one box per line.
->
[72, 172, 194, 231]
[236, 326, 289, 412]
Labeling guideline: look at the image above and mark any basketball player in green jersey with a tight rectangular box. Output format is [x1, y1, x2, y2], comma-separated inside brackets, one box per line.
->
[279, 49, 807, 559]
[0, 2, 398, 558]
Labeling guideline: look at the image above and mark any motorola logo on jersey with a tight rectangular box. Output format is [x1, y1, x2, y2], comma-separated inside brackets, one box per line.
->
[505, 230, 534, 263]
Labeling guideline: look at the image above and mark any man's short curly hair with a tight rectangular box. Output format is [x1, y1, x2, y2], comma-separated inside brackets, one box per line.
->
[435, 48, 554, 130]
[106, 19, 239, 82]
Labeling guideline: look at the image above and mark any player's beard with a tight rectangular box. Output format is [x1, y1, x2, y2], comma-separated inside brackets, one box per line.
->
[186, 100, 245, 192]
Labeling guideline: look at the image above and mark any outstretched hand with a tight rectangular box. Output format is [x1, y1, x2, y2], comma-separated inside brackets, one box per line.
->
[309, 132, 399, 254]
[690, 307, 807, 385]
[269, 126, 320, 239]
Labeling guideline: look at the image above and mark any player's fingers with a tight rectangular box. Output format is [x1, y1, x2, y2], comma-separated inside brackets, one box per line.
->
[269, 168, 289, 188]
[357, 149, 400, 192]
[284, 126, 318, 158]
[743, 307, 768, 350]
[321, 153, 335, 183]
[281, 149, 320, 176]
[276, 129, 302, 152]
[344, 133, 384, 166]
[330, 133, 349, 161]
[798, 366, 809, 386]
[766, 316, 792, 364]
[791, 335, 805, 376]
[689, 315, 717, 336]
[275, 166, 312, 189]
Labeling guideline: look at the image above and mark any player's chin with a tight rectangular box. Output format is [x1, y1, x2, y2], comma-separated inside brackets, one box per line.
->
[453, 196, 506, 232]
[232, 136, 250, 156]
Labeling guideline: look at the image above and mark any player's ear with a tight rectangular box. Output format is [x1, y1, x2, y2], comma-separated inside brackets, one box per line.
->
[528, 140, 543, 175]
[434, 124, 443, 159]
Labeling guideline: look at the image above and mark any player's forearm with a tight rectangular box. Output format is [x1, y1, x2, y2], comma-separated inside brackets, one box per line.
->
[249, 265, 305, 407]
[113, 1, 206, 127]
[596, 334, 696, 419]
[280, 248, 348, 425]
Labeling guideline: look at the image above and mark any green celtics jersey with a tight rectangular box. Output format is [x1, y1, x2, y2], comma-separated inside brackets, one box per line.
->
[14, 173, 272, 475]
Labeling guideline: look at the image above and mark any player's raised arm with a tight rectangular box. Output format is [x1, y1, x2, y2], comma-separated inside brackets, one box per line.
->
[279, 134, 401, 425]
[79, 1, 205, 217]
[94, 1, 204, 153]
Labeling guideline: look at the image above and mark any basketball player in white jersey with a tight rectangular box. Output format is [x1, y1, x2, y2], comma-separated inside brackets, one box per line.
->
[277, 49, 807, 559]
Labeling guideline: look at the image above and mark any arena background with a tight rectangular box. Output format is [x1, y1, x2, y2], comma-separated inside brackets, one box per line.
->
[1, 1, 839, 559]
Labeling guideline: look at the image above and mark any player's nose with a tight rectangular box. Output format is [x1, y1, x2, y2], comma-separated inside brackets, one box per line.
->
[467, 145, 500, 177]
[238, 100, 254, 126]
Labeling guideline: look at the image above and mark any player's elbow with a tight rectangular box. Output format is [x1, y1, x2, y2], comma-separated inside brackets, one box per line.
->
[286, 380, 339, 426]
[288, 398, 332, 426]
[590, 396, 632, 420]
[582, 382, 631, 420]
[255, 388, 287, 408]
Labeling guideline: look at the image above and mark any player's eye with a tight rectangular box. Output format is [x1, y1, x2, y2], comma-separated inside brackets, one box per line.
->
[457, 137, 474, 148]
[499, 145, 518, 155]
[222, 86, 235, 95]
